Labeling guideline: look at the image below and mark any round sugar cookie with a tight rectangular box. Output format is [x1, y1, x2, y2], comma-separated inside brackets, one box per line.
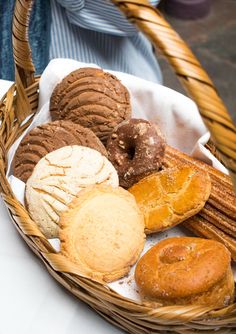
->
[25, 145, 119, 238]
[59, 185, 145, 282]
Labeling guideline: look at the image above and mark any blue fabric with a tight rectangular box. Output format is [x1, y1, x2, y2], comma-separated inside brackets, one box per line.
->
[0, 0, 51, 81]
[29, 0, 51, 78]
[0, 0, 162, 83]
[57, 0, 159, 36]
[50, 0, 162, 83]
[0, 1, 15, 80]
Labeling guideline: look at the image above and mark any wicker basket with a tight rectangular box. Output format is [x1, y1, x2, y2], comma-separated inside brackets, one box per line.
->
[0, 0, 236, 333]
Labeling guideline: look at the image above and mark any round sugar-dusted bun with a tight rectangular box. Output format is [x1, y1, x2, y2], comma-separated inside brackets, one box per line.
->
[135, 237, 235, 307]
[50, 67, 131, 143]
[106, 118, 166, 188]
[13, 120, 107, 183]
[25, 145, 118, 238]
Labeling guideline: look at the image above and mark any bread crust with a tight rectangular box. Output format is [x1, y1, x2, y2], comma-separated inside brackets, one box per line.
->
[50, 67, 131, 143]
[25, 145, 118, 238]
[135, 237, 235, 307]
[59, 185, 145, 282]
[129, 166, 211, 233]
[13, 120, 107, 182]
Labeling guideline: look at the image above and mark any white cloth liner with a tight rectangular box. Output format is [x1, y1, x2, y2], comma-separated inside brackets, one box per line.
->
[6, 59, 234, 301]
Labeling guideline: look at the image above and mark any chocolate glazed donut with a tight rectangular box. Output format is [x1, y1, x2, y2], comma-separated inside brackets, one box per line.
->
[106, 119, 166, 188]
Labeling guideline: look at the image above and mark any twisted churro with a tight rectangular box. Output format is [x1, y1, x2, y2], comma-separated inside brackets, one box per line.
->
[183, 216, 236, 261]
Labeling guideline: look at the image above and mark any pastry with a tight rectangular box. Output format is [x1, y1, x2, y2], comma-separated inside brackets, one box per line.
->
[129, 166, 211, 234]
[200, 203, 236, 239]
[49, 67, 131, 143]
[106, 119, 166, 188]
[59, 185, 145, 283]
[164, 145, 236, 243]
[13, 120, 107, 182]
[135, 237, 235, 307]
[164, 145, 236, 219]
[25, 145, 118, 238]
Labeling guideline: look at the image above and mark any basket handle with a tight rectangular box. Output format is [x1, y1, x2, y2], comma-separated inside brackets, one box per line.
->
[12, 0, 35, 87]
[12, 0, 236, 189]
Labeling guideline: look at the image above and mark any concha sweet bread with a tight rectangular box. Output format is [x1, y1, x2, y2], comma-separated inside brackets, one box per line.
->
[129, 166, 211, 234]
[49, 67, 131, 142]
[13, 120, 107, 182]
[135, 237, 235, 307]
[25, 145, 118, 238]
[59, 185, 145, 282]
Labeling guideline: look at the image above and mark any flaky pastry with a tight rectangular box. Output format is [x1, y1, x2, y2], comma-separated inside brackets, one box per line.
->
[129, 166, 211, 234]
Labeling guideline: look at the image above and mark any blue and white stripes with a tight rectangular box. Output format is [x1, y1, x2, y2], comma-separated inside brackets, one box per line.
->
[55, 0, 160, 36]
[50, 0, 162, 83]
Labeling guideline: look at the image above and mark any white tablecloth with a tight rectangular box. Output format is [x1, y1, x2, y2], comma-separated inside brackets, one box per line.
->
[0, 80, 122, 334]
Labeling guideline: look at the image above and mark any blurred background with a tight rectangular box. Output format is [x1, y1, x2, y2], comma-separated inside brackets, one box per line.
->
[158, 0, 236, 123]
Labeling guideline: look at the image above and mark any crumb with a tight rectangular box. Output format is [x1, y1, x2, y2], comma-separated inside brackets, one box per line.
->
[126, 275, 134, 285]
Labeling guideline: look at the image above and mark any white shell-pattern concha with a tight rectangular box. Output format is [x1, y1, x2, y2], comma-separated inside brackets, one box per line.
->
[25, 145, 119, 238]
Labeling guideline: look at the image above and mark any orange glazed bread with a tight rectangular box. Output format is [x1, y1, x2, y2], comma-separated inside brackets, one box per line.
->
[129, 166, 211, 234]
[135, 237, 235, 307]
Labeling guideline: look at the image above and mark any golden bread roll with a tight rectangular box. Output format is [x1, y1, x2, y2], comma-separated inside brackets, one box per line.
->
[129, 166, 211, 234]
[59, 185, 145, 283]
[135, 237, 235, 307]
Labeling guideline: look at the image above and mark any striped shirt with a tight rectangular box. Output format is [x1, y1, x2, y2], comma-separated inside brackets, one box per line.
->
[50, 0, 162, 83]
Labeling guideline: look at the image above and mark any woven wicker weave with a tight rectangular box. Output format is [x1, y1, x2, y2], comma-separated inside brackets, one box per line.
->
[0, 0, 236, 333]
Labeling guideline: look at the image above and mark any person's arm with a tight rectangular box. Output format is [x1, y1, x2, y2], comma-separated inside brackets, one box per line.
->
[55, 0, 161, 36]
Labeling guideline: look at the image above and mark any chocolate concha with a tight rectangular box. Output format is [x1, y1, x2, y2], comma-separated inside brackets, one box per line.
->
[49, 67, 131, 143]
[13, 120, 107, 182]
